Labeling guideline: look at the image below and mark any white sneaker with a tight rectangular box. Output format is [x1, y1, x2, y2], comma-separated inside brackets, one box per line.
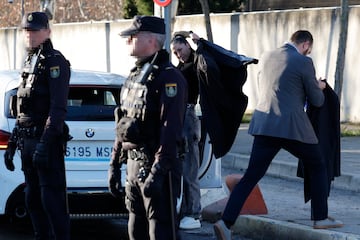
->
[179, 216, 201, 230]
[313, 217, 344, 229]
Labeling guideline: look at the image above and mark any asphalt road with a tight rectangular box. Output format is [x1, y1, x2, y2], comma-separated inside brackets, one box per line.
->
[0, 217, 130, 240]
[5, 165, 356, 240]
[0, 214, 252, 240]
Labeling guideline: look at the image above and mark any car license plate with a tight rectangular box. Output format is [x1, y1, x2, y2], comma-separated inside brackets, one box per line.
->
[65, 141, 113, 162]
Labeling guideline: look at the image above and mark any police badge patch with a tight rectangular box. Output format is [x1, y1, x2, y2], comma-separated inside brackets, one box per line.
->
[50, 66, 60, 78]
[165, 83, 177, 97]
[28, 14, 33, 22]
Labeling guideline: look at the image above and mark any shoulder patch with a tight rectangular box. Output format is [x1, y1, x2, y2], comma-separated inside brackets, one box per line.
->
[165, 83, 177, 97]
[50, 66, 60, 78]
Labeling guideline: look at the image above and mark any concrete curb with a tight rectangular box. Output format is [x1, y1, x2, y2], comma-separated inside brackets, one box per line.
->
[232, 215, 360, 240]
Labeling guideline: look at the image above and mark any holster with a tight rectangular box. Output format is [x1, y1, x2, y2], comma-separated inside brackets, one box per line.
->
[128, 147, 152, 182]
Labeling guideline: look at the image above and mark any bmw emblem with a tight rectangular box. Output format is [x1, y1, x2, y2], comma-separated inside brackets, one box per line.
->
[85, 128, 95, 138]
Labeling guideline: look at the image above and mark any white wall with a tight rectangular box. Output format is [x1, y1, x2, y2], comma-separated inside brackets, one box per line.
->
[1, 6, 359, 122]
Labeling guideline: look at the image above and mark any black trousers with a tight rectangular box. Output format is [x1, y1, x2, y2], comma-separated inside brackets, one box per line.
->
[21, 137, 70, 240]
[125, 157, 181, 240]
[222, 135, 328, 225]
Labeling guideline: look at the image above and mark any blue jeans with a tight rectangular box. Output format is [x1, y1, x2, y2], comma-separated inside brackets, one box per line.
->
[181, 106, 201, 218]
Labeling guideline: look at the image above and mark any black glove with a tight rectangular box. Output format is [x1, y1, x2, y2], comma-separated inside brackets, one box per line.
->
[32, 142, 49, 168]
[108, 165, 122, 199]
[4, 140, 16, 171]
[143, 163, 166, 198]
[108, 143, 127, 198]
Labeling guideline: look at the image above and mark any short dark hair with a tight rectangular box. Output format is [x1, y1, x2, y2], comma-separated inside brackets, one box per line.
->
[290, 30, 313, 45]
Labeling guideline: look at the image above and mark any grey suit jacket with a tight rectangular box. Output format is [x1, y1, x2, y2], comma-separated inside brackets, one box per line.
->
[248, 43, 324, 144]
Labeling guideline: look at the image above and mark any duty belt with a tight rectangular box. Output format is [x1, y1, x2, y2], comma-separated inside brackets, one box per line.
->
[18, 126, 42, 138]
[128, 147, 152, 183]
[128, 149, 147, 161]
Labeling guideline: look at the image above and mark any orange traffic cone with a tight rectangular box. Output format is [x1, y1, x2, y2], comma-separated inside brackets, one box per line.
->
[202, 174, 268, 223]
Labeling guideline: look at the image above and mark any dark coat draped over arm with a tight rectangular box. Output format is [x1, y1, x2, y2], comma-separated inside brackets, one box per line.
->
[194, 39, 257, 158]
[297, 82, 341, 203]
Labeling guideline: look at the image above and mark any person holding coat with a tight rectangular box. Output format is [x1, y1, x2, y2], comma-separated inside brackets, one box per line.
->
[213, 30, 344, 240]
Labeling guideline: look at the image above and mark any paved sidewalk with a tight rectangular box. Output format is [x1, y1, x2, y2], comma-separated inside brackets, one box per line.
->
[212, 124, 360, 240]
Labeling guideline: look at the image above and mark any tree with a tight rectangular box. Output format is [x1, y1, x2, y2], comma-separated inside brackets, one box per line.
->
[135, 0, 153, 15]
[123, 0, 153, 18]
[122, 0, 246, 19]
[199, 0, 213, 42]
[0, 0, 124, 28]
[123, 0, 246, 42]
[0, 0, 245, 28]
[123, 0, 138, 19]
[334, 0, 349, 103]
[176, 0, 245, 15]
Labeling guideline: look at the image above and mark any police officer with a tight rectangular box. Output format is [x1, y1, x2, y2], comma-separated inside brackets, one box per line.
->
[108, 16, 187, 240]
[4, 12, 71, 240]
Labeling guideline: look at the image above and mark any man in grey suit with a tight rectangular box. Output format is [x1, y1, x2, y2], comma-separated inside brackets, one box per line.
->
[213, 30, 343, 240]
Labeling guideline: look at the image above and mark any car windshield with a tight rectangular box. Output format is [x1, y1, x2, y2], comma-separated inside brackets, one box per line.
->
[66, 86, 120, 121]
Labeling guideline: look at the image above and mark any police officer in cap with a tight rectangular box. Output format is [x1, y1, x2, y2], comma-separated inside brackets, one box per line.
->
[108, 15, 187, 240]
[4, 11, 71, 240]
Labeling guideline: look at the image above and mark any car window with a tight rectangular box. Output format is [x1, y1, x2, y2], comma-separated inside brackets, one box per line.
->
[5, 86, 120, 121]
[67, 86, 120, 121]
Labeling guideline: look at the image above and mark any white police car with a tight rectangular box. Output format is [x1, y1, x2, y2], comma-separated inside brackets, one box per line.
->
[0, 69, 221, 221]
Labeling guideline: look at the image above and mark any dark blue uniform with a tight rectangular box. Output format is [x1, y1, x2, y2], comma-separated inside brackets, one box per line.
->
[16, 38, 71, 240]
[109, 49, 187, 240]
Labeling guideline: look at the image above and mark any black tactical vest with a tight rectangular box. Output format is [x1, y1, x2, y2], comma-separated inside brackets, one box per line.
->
[116, 62, 156, 144]
[120, 63, 153, 121]
[16, 49, 50, 127]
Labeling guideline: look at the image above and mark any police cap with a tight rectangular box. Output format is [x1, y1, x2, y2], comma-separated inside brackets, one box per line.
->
[21, 12, 49, 30]
[120, 15, 165, 37]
